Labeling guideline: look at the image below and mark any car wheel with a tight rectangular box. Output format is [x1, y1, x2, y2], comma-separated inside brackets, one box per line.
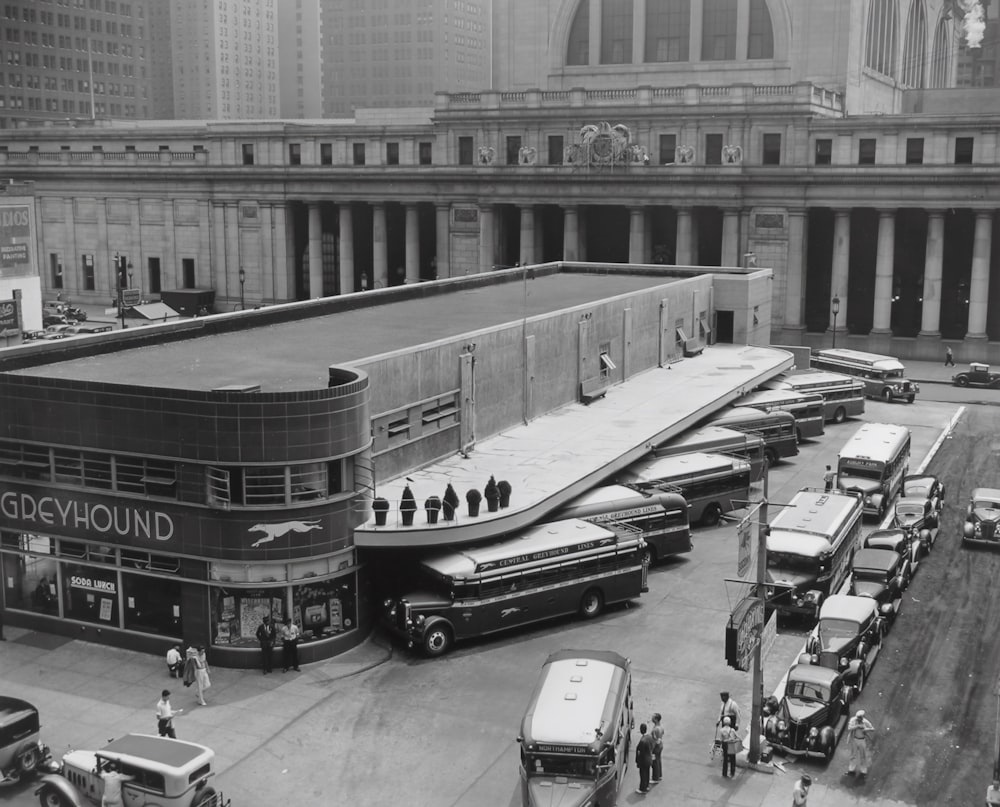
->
[833, 406, 847, 424]
[17, 746, 40, 774]
[957, 376, 969, 387]
[192, 786, 218, 807]
[701, 503, 722, 527]
[854, 668, 866, 695]
[579, 588, 604, 619]
[881, 388, 893, 402]
[823, 740, 836, 761]
[37, 785, 70, 807]
[422, 623, 453, 657]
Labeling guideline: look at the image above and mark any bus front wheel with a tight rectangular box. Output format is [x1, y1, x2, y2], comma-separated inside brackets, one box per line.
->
[702, 503, 722, 527]
[579, 589, 604, 619]
[833, 406, 847, 424]
[422, 623, 453, 657]
[881, 388, 893, 402]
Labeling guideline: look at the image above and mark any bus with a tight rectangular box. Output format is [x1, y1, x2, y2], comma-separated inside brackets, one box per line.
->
[735, 388, 825, 442]
[381, 519, 646, 656]
[555, 485, 692, 565]
[766, 488, 864, 621]
[763, 369, 866, 424]
[654, 425, 767, 482]
[706, 406, 799, 464]
[811, 348, 919, 403]
[517, 650, 633, 807]
[615, 451, 752, 527]
[836, 422, 912, 518]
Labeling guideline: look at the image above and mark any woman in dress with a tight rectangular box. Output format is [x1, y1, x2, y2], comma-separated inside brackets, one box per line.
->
[186, 645, 211, 706]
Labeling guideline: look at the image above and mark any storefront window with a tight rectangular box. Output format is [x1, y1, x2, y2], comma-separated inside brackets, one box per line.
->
[1, 532, 61, 616]
[210, 587, 285, 648]
[122, 572, 183, 637]
[61, 561, 120, 626]
[293, 576, 356, 640]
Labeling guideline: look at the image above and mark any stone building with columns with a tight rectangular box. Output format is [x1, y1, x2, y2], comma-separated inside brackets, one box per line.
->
[4, 0, 1000, 360]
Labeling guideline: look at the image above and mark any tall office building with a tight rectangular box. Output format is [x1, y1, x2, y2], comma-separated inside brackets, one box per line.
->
[0, 0, 156, 127]
[320, 0, 491, 118]
[277, 0, 323, 119]
[170, 0, 279, 120]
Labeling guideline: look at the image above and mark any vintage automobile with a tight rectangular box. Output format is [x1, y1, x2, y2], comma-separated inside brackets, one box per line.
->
[847, 548, 905, 630]
[0, 698, 51, 786]
[35, 734, 228, 807]
[901, 474, 945, 512]
[864, 528, 921, 582]
[963, 488, 1000, 548]
[763, 663, 852, 760]
[802, 594, 884, 693]
[893, 497, 939, 550]
[952, 362, 1000, 388]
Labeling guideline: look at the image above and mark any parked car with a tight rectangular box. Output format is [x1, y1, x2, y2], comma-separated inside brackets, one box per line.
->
[63, 324, 112, 336]
[763, 663, 852, 760]
[802, 594, 884, 693]
[952, 362, 1000, 388]
[901, 474, 945, 512]
[21, 330, 46, 342]
[963, 488, 1000, 548]
[864, 527, 922, 582]
[848, 548, 905, 629]
[893, 497, 939, 550]
[42, 314, 72, 328]
[0, 697, 51, 786]
[35, 734, 228, 807]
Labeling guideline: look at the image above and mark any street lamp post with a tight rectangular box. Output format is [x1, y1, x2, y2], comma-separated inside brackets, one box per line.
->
[238, 268, 246, 311]
[831, 295, 841, 350]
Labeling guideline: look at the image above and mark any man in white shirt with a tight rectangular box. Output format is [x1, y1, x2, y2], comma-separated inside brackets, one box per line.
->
[281, 617, 301, 672]
[100, 760, 132, 807]
[155, 689, 181, 738]
[718, 691, 741, 732]
[166, 646, 182, 678]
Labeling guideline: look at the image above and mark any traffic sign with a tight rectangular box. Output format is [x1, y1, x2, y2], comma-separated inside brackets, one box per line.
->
[121, 288, 142, 306]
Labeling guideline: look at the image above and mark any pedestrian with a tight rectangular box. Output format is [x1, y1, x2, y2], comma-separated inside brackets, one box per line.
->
[719, 716, 739, 778]
[155, 689, 181, 738]
[718, 691, 741, 732]
[99, 759, 133, 807]
[186, 645, 211, 706]
[846, 709, 875, 778]
[649, 712, 664, 784]
[634, 722, 654, 794]
[256, 615, 277, 675]
[280, 616, 301, 672]
[945, 345, 955, 366]
[823, 465, 836, 492]
[166, 645, 182, 678]
[791, 773, 811, 806]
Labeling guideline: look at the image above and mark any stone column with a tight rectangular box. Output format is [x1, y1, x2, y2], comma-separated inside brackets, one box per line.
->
[967, 211, 993, 339]
[308, 202, 323, 298]
[721, 209, 740, 267]
[405, 203, 420, 284]
[372, 202, 388, 288]
[830, 209, 851, 331]
[628, 207, 645, 264]
[783, 209, 807, 335]
[563, 206, 579, 261]
[870, 210, 896, 334]
[435, 203, 450, 279]
[479, 204, 495, 274]
[676, 207, 694, 266]
[339, 203, 355, 294]
[919, 211, 945, 337]
[519, 204, 535, 265]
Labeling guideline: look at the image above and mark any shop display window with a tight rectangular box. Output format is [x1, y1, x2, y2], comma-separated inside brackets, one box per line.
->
[210, 587, 285, 648]
[1, 532, 60, 616]
[292, 576, 356, 641]
[122, 572, 183, 637]
[61, 561, 120, 625]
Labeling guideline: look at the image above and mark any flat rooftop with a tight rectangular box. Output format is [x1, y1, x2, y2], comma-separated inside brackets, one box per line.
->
[11, 272, 674, 391]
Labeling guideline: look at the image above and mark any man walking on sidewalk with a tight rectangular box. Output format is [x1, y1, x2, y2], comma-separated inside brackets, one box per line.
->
[847, 709, 875, 778]
[945, 346, 955, 366]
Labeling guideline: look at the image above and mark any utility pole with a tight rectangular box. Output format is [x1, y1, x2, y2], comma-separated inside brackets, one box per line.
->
[748, 456, 769, 765]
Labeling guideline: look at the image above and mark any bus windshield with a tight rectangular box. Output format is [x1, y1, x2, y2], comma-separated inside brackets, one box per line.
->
[767, 552, 822, 572]
[526, 754, 597, 778]
[839, 464, 883, 480]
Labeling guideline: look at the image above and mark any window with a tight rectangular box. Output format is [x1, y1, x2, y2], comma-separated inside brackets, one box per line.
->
[182, 258, 195, 289]
[599, 343, 616, 379]
[762, 133, 781, 165]
[320, 143, 333, 165]
[645, 0, 689, 62]
[659, 134, 676, 164]
[51, 253, 63, 289]
[566, 0, 589, 65]
[905, 138, 924, 165]
[458, 136, 473, 165]
[702, 0, 737, 60]
[82, 253, 95, 290]
[747, 0, 774, 59]
[148, 257, 161, 294]
[601, 0, 633, 64]
[241, 143, 254, 165]
[386, 142, 399, 165]
[705, 134, 723, 165]
[418, 141, 432, 165]
[506, 135, 521, 165]
[352, 142, 365, 165]
[548, 135, 564, 165]
[206, 461, 341, 509]
[288, 143, 301, 165]
[858, 138, 876, 165]
[955, 137, 974, 164]
[815, 138, 832, 165]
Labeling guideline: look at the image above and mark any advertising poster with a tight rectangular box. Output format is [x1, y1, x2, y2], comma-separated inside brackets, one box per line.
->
[0, 205, 33, 278]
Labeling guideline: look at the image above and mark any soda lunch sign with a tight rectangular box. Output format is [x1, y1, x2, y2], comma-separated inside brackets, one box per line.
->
[0, 490, 175, 542]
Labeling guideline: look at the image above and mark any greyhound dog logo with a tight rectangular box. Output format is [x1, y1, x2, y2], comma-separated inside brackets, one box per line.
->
[249, 520, 322, 548]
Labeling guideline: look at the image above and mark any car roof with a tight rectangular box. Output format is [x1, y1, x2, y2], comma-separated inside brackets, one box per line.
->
[865, 529, 906, 549]
[0, 696, 39, 730]
[853, 548, 899, 572]
[101, 734, 213, 771]
[818, 594, 878, 622]
[971, 488, 1000, 503]
[895, 497, 927, 508]
[787, 663, 841, 686]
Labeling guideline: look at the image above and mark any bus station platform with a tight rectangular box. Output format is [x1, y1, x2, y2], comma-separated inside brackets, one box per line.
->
[355, 343, 795, 547]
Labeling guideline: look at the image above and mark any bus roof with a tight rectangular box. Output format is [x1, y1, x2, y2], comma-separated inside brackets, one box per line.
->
[737, 389, 824, 407]
[767, 531, 834, 556]
[656, 425, 764, 453]
[839, 422, 910, 464]
[813, 348, 905, 373]
[556, 485, 687, 521]
[420, 518, 624, 579]
[768, 489, 862, 539]
[520, 651, 630, 749]
[765, 369, 865, 391]
[618, 451, 751, 486]
[708, 406, 795, 427]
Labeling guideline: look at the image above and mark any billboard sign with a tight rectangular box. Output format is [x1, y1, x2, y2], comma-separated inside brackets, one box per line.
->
[0, 298, 18, 337]
[0, 205, 33, 278]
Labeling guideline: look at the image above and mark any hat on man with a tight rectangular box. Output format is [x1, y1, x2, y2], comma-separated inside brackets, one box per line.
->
[800, 773, 811, 786]
[856, 709, 865, 718]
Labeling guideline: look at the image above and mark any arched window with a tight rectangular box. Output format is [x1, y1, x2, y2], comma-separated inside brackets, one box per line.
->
[748, 0, 774, 59]
[865, 0, 900, 78]
[703, 0, 738, 61]
[645, 0, 691, 63]
[601, 0, 634, 64]
[930, 15, 951, 87]
[567, 0, 590, 65]
[900, 0, 927, 87]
